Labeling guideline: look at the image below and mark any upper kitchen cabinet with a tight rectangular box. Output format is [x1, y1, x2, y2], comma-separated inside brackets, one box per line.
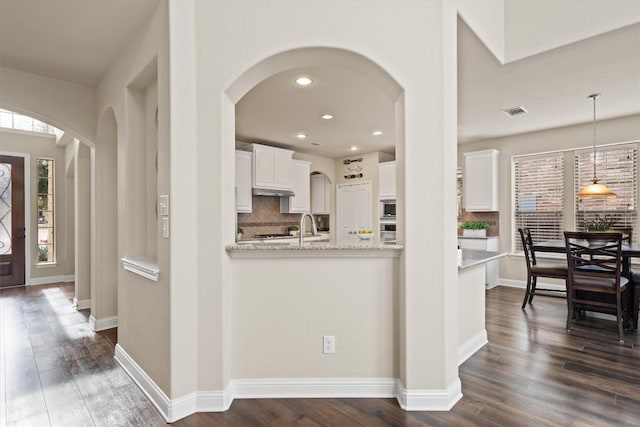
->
[235, 150, 252, 213]
[281, 160, 311, 213]
[463, 149, 499, 211]
[252, 143, 294, 191]
[311, 173, 331, 214]
[378, 161, 396, 200]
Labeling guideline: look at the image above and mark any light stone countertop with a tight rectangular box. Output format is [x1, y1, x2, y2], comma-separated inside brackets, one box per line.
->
[459, 249, 506, 270]
[226, 236, 403, 258]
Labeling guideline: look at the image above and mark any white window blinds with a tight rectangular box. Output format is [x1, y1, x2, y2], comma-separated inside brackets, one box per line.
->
[514, 154, 565, 251]
[575, 146, 637, 237]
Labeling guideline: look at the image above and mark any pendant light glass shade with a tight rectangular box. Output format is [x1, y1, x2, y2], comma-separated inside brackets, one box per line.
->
[578, 93, 616, 198]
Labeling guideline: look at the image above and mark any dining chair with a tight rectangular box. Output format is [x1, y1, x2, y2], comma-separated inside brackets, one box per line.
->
[564, 231, 632, 342]
[612, 227, 640, 330]
[611, 227, 633, 243]
[518, 228, 568, 309]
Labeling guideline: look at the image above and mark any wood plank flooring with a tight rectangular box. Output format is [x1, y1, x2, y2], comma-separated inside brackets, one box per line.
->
[2, 283, 639, 426]
[0, 283, 165, 427]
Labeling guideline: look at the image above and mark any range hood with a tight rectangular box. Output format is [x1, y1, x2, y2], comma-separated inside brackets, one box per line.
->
[252, 187, 295, 197]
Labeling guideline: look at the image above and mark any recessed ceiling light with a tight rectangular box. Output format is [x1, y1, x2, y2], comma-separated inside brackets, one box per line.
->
[295, 76, 313, 86]
[372, 130, 383, 136]
[321, 114, 333, 120]
[296, 133, 307, 139]
[349, 146, 359, 151]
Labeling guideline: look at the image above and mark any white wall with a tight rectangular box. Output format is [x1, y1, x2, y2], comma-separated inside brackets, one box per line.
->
[0, 66, 96, 143]
[178, 0, 460, 409]
[458, 114, 640, 285]
[95, 1, 171, 394]
[230, 256, 398, 379]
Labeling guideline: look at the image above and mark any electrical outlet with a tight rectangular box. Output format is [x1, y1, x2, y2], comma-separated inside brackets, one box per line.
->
[323, 335, 335, 354]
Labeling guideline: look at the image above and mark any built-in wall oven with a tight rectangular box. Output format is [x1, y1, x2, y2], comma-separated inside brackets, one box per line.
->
[380, 199, 396, 220]
[380, 199, 396, 240]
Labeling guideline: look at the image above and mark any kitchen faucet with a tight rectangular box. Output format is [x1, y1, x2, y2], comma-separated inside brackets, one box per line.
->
[299, 212, 318, 246]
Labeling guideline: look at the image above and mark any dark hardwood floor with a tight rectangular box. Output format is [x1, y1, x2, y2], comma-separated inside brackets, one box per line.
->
[2, 283, 639, 426]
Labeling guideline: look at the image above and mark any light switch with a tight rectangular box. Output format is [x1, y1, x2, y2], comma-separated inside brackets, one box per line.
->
[159, 195, 169, 216]
[162, 217, 169, 238]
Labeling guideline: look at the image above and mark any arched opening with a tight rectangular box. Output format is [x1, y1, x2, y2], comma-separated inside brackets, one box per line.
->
[223, 46, 406, 385]
[228, 47, 403, 243]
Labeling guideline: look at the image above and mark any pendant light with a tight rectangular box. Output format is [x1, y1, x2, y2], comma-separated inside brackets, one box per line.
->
[577, 93, 616, 197]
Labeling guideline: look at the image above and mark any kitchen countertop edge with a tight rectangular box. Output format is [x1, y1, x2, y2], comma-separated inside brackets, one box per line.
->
[459, 249, 507, 270]
[226, 242, 403, 258]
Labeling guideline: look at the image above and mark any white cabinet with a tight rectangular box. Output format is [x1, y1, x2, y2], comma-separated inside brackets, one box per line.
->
[252, 143, 294, 190]
[459, 236, 499, 288]
[311, 174, 331, 214]
[235, 150, 252, 213]
[337, 182, 372, 237]
[378, 161, 396, 200]
[463, 149, 499, 211]
[281, 160, 311, 213]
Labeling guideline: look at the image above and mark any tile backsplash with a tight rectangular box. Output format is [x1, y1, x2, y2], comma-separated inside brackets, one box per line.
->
[459, 210, 499, 237]
[237, 196, 302, 238]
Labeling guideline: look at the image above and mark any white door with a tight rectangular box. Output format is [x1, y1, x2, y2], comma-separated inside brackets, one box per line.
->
[337, 182, 371, 237]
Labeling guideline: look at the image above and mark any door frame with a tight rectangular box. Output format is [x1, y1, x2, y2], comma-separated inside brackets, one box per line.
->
[0, 151, 31, 285]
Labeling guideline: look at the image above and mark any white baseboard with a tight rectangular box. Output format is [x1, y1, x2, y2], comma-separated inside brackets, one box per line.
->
[27, 274, 76, 286]
[88, 314, 117, 331]
[115, 344, 231, 422]
[230, 377, 400, 399]
[398, 378, 463, 411]
[115, 344, 172, 421]
[115, 347, 463, 421]
[458, 329, 488, 366]
[73, 297, 90, 310]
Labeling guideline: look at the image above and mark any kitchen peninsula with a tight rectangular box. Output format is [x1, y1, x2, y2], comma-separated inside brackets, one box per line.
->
[225, 236, 402, 383]
[225, 240, 503, 381]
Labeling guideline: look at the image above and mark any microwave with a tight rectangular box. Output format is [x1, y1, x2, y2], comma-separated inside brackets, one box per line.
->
[380, 200, 396, 219]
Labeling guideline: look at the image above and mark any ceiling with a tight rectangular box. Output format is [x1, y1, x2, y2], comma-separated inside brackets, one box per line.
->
[0, 0, 160, 86]
[0, 1, 638, 156]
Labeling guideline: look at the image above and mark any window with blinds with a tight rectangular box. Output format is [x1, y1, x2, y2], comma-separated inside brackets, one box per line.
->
[513, 154, 565, 251]
[575, 146, 637, 237]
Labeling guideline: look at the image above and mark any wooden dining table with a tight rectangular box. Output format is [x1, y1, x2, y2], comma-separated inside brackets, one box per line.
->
[533, 239, 640, 331]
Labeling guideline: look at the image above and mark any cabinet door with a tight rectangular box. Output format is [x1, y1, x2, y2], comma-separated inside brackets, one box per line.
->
[252, 144, 294, 190]
[337, 185, 354, 237]
[253, 146, 276, 188]
[311, 174, 330, 214]
[463, 150, 498, 211]
[378, 162, 396, 200]
[235, 151, 252, 213]
[281, 160, 310, 213]
[274, 149, 293, 189]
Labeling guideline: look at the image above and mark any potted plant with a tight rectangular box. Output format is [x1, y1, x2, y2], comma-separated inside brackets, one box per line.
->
[237, 227, 244, 240]
[288, 225, 299, 237]
[582, 214, 615, 232]
[460, 221, 489, 238]
[582, 214, 616, 245]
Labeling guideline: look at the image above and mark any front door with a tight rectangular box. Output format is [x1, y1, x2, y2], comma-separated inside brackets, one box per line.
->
[0, 155, 25, 287]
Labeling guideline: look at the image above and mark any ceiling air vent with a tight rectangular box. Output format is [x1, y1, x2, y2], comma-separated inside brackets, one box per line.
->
[502, 106, 528, 117]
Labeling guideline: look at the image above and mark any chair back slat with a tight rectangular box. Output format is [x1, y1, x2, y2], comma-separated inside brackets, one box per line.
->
[564, 231, 623, 289]
[518, 228, 537, 269]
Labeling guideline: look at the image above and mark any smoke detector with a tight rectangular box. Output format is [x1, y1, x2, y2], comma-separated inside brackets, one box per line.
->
[502, 106, 528, 117]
